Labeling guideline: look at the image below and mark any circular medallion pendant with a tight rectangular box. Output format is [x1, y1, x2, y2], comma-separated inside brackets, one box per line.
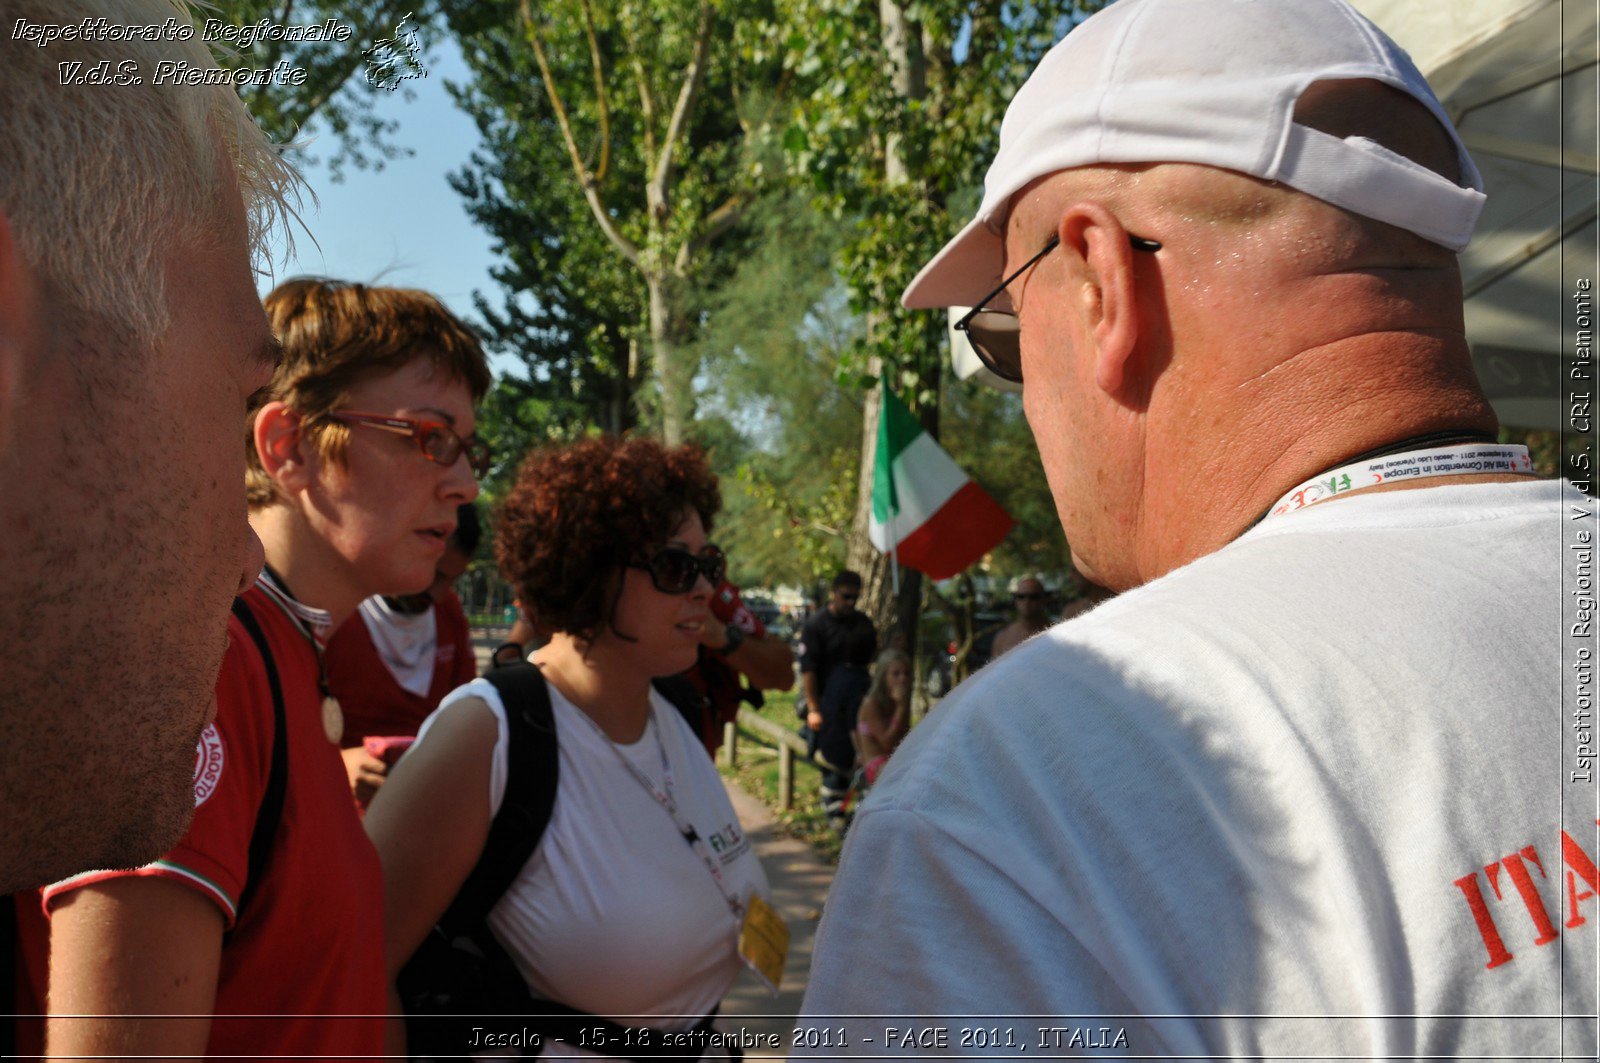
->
[322, 693, 345, 745]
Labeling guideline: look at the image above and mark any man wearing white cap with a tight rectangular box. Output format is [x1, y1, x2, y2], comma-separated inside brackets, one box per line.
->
[795, 0, 1596, 1056]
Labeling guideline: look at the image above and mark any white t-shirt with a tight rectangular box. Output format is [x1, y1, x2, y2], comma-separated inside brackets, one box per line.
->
[798, 479, 1598, 1059]
[359, 595, 438, 697]
[419, 676, 769, 1053]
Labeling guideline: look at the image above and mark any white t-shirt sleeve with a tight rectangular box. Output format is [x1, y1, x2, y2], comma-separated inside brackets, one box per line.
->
[795, 805, 1173, 1058]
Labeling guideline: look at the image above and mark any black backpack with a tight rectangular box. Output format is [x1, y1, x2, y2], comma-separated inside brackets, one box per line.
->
[398, 663, 731, 1061]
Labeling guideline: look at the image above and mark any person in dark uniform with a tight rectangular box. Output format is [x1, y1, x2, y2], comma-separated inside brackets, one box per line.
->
[799, 571, 877, 826]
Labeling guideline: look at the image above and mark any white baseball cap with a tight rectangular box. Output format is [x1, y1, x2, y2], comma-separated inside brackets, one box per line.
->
[902, 0, 1485, 310]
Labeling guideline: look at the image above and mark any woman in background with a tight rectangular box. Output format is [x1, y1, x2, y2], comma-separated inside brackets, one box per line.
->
[854, 649, 912, 785]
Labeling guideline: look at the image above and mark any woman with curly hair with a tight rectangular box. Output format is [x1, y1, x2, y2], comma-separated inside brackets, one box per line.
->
[368, 436, 775, 1057]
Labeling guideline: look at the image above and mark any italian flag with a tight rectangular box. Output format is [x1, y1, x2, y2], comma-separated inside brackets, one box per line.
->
[870, 383, 1014, 580]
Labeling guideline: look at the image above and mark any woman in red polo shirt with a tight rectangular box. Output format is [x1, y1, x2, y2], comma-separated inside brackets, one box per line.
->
[30, 277, 490, 1060]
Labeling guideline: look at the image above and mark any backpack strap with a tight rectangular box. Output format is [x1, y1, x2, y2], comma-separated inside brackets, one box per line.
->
[228, 596, 289, 935]
[437, 662, 558, 936]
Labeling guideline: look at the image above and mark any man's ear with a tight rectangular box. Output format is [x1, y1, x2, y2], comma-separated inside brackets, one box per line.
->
[253, 402, 312, 494]
[1057, 202, 1140, 395]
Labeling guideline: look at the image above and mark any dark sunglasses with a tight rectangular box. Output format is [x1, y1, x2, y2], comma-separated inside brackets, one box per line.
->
[630, 544, 726, 595]
[325, 411, 491, 478]
[1014, 592, 1044, 601]
[953, 232, 1162, 384]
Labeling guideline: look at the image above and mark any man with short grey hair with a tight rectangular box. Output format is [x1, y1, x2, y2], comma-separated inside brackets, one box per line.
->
[797, 0, 1595, 1056]
[0, 0, 299, 891]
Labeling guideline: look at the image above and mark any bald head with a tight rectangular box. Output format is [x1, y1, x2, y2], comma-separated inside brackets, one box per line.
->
[1002, 81, 1496, 590]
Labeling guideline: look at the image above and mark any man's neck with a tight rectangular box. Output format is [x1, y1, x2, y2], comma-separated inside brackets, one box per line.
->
[1135, 329, 1504, 586]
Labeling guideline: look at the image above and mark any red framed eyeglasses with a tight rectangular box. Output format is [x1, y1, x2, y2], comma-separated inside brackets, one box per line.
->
[325, 411, 491, 478]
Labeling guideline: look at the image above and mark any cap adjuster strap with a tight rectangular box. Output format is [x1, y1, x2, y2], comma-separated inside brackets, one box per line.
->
[1277, 123, 1486, 250]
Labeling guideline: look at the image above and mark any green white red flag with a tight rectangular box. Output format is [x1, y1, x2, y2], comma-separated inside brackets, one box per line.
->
[870, 382, 1014, 580]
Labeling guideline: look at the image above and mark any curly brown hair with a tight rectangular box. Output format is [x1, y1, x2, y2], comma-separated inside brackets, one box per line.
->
[497, 436, 722, 641]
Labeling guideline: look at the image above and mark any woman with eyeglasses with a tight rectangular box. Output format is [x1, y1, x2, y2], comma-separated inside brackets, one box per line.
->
[29, 277, 490, 1061]
[368, 436, 774, 1058]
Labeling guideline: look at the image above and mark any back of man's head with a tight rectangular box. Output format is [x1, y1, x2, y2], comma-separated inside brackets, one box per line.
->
[902, 0, 1510, 590]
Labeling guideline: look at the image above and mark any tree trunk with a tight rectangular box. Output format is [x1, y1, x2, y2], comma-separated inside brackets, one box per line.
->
[646, 273, 688, 445]
[847, 0, 930, 645]
[845, 370, 891, 629]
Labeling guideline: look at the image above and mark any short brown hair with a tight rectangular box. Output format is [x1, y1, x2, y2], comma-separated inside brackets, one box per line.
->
[496, 436, 721, 641]
[247, 277, 492, 507]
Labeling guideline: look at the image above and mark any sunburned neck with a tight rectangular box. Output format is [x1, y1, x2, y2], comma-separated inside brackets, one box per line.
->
[1136, 329, 1501, 584]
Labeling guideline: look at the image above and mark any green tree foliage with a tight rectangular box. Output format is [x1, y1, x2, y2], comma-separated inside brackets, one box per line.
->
[691, 190, 863, 587]
[438, 0, 795, 445]
[779, 0, 1100, 630]
[206, 1, 441, 177]
[442, 1, 663, 475]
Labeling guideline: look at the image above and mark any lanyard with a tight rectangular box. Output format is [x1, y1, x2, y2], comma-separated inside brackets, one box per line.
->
[569, 702, 746, 920]
[1263, 442, 1533, 522]
[254, 568, 344, 744]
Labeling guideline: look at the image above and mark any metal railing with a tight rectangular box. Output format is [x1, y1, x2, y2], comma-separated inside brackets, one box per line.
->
[722, 709, 847, 812]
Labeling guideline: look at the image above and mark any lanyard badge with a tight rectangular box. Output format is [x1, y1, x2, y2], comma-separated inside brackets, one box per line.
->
[1264, 443, 1533, 521]
[576, 703, 789, 993]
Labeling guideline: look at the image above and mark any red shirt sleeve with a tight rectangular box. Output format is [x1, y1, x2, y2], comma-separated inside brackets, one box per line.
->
[41, 617, 274, 927]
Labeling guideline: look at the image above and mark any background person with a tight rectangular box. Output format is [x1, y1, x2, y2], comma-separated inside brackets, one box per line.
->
[814, 622, 877, 831]
[0, 0, 299, 894]
[681, 576, 797, 757]
[989, 576, 1052, 658]
[798, 571, 877, 738]
[852, 649, 912, 786]
[796, 0, 1594, 1056]
[327, 502, 483, 806]
[29, 278, 489, 1060]
[369, 437, 773, 1053]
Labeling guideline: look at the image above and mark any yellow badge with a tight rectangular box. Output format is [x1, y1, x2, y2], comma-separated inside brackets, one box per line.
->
[737, 892, 789, 994]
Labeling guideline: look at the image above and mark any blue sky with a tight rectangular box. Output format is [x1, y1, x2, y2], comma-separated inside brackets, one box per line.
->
[258, 36, 522, 377]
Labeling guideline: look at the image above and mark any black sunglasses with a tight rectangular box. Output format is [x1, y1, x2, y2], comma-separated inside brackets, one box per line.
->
[1014, 591, 1044, 601]
[630, 544, 725, 595]
[953, 232, 1162, 385]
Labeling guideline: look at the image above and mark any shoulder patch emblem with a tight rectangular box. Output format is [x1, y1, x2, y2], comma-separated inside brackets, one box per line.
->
[193, 724, 225, 808]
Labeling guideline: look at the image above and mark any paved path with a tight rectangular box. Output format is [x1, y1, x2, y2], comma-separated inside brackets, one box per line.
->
[716, 781, 835, 1058]
[473, 631, 837, 1059]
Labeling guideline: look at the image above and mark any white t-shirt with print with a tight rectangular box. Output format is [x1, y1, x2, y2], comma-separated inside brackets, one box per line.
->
[418, 677, 769, 1055]
[798, 479, 1598, 1059]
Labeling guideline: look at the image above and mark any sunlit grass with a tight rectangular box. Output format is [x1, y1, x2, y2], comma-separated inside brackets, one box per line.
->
[718, 689, 844, 864]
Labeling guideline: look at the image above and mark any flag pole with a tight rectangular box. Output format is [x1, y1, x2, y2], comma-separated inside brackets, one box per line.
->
[890, 517, 901, 596]
[880, 372, 901, 597]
